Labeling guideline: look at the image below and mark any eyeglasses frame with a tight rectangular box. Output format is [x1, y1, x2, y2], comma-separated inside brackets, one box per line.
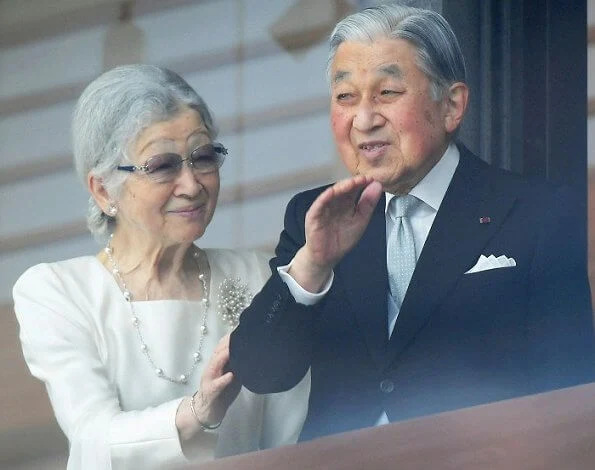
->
[116, 142, 228, 179]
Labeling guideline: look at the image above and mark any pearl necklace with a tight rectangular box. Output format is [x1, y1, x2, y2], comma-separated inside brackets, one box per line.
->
[104, 235, 209, 385]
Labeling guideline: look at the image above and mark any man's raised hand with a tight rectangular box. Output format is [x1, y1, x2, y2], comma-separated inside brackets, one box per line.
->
[289, 175, 383, 292]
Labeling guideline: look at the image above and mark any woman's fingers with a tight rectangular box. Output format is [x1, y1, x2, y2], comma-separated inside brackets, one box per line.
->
[192, 333, 243, 425]
[210, 371, 234, 391]
[200, 335, 235, 397]
[204, 336, 231, 378]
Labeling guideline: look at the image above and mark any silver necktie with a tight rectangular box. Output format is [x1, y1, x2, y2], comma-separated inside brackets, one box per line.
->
[387, 195, 419, 309]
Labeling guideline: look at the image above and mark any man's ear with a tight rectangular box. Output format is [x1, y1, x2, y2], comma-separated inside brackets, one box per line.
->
[88, 173, 112, 215]
[443, 82, 469, 134]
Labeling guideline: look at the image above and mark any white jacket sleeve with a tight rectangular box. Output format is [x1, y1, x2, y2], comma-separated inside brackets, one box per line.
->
[13, 264, 194, 470]
[258, 370, 311, 449]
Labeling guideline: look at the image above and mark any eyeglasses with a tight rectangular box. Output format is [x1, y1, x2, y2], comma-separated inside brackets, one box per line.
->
[117, 142, 227, 183]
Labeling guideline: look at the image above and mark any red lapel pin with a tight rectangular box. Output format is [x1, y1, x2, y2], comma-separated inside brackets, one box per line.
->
[479, 216, 491, 224]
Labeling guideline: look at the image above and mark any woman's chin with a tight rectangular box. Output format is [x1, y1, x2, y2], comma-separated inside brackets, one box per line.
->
[163, 226, 208, 245]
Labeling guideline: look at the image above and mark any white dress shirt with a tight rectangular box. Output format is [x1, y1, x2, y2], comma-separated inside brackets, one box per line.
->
[385, 143, 460, 336]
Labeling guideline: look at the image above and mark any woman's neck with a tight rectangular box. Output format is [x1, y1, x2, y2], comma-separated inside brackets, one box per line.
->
[99, 232, 208, 301]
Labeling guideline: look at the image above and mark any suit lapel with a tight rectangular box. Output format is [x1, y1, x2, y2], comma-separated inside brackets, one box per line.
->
[386, 149, 518, 363]
[337, 196, 389, 368]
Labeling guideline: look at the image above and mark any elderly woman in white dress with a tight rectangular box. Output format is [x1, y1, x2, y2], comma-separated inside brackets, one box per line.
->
[12, 64, 309, 470]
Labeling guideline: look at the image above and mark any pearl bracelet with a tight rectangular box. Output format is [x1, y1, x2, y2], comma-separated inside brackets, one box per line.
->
[190, 393, 222, 431]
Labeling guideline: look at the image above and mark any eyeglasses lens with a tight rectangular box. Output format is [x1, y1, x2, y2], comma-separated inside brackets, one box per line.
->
[145, 153, 183, 182]
[143, 143, 226, 182]
[189, 144, 225, 173]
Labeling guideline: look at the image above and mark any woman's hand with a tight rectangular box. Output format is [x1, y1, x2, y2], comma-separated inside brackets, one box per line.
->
[176, 334, 241, 443]
[192, 334, 241, 426]
[289, 175, 382, 292]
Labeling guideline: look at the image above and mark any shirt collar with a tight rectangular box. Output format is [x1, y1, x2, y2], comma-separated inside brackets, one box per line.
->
[384, 143, 460, 214]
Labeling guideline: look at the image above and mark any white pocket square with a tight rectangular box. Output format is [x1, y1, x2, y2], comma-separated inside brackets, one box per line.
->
[465, 254, 516, 274]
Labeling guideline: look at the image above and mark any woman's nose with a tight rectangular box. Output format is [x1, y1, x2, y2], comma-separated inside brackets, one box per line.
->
[174, 164, 203, 196]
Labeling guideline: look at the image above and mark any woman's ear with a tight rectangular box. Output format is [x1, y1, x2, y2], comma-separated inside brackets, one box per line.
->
[88, 173, 114, 216]
[443, 82, 469, 134]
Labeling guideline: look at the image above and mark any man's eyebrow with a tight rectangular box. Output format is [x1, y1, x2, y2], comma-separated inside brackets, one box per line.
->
[378, 64, 403, 78]
[332, 70, 350, 84]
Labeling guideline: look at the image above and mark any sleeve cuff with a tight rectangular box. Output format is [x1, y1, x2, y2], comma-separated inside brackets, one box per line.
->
[109, 398, 192, 468]
[277, 262, 334, 306]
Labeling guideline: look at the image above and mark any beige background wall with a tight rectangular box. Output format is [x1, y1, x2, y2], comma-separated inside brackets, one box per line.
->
[0, 1, 350, 467]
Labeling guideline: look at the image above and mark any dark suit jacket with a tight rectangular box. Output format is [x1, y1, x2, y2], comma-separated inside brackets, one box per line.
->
[229, 146, 595, 441]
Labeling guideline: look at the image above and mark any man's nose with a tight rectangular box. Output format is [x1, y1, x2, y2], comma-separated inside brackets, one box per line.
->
[353, 99, 384, 131]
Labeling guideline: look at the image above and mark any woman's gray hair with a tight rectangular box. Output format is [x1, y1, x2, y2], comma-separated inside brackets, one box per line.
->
[72, 64, 218, 242]
[327, 4, 466, 100]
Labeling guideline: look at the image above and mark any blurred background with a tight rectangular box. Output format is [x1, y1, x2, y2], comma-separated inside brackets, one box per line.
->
[0, 0, 592, 468]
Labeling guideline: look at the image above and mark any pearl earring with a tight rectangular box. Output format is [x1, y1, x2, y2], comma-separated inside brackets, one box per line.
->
[108, 205, 118, 216]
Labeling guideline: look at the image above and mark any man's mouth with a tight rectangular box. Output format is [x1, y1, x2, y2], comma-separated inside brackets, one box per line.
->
[359, 142, 388, 151]
[357, 142, 389, 161]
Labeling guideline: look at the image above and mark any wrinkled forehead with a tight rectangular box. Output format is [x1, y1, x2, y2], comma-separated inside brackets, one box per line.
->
[131, 110, 210, 156]
[330, 38, 420, 85]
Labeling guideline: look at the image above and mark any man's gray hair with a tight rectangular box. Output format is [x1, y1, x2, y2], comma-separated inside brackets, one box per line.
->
[72, 64, 217, 241]
[327, 4, 466, 100]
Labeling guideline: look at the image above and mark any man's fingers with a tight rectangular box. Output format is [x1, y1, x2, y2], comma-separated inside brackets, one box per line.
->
[357, 180, 383, 215]
[331, 175, 373, 200]
[311, 176, 376, 217]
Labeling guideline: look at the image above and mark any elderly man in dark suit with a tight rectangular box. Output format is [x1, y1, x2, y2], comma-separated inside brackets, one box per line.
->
[229, 4, 595, 441]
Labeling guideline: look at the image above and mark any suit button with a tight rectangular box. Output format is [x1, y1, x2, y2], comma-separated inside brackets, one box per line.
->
[380, 379, 395, 394]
